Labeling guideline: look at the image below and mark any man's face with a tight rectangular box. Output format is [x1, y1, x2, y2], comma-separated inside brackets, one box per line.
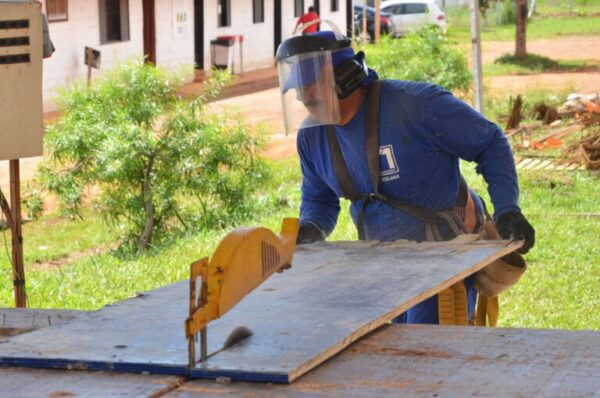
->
[295, 62, 338, 123]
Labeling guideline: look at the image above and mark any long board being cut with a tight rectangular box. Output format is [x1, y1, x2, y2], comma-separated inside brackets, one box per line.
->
[0, 237, 520, 383]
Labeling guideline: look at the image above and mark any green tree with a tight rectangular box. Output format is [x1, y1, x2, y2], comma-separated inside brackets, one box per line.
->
[40, 60, 269, 251]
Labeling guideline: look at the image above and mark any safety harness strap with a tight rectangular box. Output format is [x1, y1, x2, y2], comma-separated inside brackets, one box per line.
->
[325, 126, 361, 201]
[365, 79, 383, 193]
[325, 80, 470, 241]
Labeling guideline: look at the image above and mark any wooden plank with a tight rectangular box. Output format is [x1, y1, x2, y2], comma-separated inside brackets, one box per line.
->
[0, 239, 520, 383]
[0, 308, 83, 339]
[0, 367, 184, 398]
[0, 308, 83, 329]
[193, 238, 522, 382]
[516, 157, 534, 169]
[167, 324, 600, 397]
[524, 159, 541, 170]
[531, 123, 585, 146]
[533, 159, 553, 170]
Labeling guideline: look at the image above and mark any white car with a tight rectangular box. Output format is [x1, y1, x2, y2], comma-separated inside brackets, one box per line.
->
[380, 0, 447, 37]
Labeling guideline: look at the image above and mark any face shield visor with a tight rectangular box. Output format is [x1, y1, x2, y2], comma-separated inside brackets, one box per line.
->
[278, 50, 341, 135]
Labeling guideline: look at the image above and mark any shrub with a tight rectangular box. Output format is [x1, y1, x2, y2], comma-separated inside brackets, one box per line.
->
[22, 183, 44, 220]
[495, 53, 559, 71]
[360, 26, 472, 93]
[39, 60, 270, 251]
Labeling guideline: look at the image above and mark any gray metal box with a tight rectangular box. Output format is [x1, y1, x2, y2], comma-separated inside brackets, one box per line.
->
[0, 1, 43, 160]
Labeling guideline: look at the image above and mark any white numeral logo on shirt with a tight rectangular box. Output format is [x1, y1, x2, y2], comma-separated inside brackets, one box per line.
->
[379, 145, 399, 176]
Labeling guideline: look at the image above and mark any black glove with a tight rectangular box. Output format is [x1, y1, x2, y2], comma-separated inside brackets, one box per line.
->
[296, 222, 325, 245]
[495, 211, 535, 254]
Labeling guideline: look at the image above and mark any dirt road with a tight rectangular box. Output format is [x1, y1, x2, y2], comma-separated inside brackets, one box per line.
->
[488, 72, 600, 95]
[482, 35, 600, 64]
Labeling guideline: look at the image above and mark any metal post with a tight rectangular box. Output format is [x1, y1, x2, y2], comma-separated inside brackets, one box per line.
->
[200, 273, 208, 362]
[528, 0, 537, 19]
[469, 0, 484, 114]
[9, 160, 26, 307]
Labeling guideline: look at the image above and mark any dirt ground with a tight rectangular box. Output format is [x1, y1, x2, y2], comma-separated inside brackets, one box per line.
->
[488, 71, 600, 95]
[481, 35, 600, 64]
[2, 35, 599, 197]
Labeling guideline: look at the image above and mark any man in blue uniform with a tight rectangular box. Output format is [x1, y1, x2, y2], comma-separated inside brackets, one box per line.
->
[275, 28, 535, 324]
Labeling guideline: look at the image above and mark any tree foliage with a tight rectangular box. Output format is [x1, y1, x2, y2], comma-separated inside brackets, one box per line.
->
[361, 26, 472, 93]
[39, 60, 270, 251]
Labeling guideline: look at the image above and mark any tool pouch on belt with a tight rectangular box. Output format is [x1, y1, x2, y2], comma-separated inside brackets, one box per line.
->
[475, 219, 527, 298]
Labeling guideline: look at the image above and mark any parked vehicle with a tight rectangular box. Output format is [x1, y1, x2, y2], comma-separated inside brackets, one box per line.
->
[353, 5, 394, 42]
[380, 0, 446, 37]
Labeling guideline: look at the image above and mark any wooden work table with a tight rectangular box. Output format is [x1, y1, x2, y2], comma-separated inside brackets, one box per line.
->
[2, 239, 598, 396]
[2, 323, 600, 397]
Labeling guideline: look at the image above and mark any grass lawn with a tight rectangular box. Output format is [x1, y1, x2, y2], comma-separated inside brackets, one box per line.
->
[462, 164, 600, 330]
[533, 0, 600, 15]
[446, 0, 600, 43]
[449, 15, 600, 43]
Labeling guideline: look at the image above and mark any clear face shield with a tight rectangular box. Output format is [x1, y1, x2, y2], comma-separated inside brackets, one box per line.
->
[278, 50, 341, 135]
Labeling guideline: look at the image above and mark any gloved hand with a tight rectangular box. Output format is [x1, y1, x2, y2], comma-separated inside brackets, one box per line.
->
[495, 211, 535, 254]
[296, 222, 325, 245]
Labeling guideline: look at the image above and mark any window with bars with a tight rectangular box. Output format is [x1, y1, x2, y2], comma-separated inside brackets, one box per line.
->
[46, 0, 68, 22]
[253, 0, 265, 23]
[99, 0, 130, 44]
[218, 0, 231, 27]
[294, 0, 304, 18]
[331, 0, 339, 12]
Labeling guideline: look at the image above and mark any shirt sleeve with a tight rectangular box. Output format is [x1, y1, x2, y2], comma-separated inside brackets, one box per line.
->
[297, 130, 341, 235]
[422, 86, 521, 219]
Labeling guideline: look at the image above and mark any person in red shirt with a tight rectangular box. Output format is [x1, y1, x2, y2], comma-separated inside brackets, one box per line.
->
[295, 6, 320, 35]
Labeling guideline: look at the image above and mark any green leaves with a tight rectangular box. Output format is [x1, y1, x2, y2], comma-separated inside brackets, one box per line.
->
[360, 26, 472, 93]
[39, 60, 270, 251]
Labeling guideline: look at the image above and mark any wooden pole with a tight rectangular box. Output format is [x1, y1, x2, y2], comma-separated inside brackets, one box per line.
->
[9, 160, 26, 307]
[86, 47, 93, 88]
[469, 0, 484, 114]
[374, 0, 381, 43]
[238, 36, 243, 75]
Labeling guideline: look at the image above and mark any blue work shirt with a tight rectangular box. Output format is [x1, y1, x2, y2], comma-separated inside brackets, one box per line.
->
[297, 80, 520, 242]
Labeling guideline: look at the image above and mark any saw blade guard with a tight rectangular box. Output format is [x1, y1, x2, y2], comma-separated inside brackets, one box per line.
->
[186, 218, 299, 336]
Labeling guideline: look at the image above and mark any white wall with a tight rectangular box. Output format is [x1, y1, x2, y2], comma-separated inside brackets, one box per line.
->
[43, 0, 194, 109]
[42, 0, 349, 106]
[43, 0, 144, 108]
[202, 0, 276, 73]
[202, 0, 348, 75]
[317, 1, 347, 34]
[155, 0, 194, 69]
[280, 1, 349, 42]
[281, 0, 298, 41]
